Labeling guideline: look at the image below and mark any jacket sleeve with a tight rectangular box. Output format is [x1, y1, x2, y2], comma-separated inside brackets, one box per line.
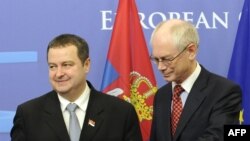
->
[124, 104, 143, 141]
[11, 105, 26, 141]
[196, 84, 242, 141]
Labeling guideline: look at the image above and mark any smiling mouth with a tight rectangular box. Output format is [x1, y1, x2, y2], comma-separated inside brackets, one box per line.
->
[55, 79, 69, 85]
[163, 70, 172, 76]
[55, 78, 69, 82]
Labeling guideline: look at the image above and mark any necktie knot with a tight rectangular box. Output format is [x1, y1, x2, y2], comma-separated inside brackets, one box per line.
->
[67, 103, 78, 112]
[174, 85, 184, 97]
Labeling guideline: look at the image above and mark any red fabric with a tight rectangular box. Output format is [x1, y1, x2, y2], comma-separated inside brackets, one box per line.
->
[101, 0, 157, 140]
[171, 85, 184, 136]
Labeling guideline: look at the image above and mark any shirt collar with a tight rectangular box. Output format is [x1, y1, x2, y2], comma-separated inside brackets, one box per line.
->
[172, 62, 201, 93]
[58, 82, 91, 112]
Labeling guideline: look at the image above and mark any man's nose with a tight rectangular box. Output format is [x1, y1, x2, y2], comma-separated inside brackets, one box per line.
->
[157, 61, 167, 70]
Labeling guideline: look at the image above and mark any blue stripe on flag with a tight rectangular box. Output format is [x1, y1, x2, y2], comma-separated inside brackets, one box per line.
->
[101, 61, 119, 90]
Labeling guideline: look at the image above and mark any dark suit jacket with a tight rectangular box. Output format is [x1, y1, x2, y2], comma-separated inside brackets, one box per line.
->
[11, 82, 142, 141]
[150, 66, 242, 141]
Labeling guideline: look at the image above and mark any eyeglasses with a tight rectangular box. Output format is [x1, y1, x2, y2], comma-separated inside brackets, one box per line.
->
[150, 45, 188, 66]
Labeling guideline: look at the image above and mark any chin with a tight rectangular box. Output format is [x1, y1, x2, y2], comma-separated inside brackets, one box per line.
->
[164, 75, 171, 80]
[54, 86, 70, 94]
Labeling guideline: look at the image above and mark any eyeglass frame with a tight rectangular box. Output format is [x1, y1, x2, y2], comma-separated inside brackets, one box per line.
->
[150, 44, 190, 66]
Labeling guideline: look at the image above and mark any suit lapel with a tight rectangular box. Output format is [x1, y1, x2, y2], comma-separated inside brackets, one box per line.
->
[174, 67, 209, 140]
[42, 91, 70, 141]
[158, 85, 172, 141]
[80, 89, 104, 141]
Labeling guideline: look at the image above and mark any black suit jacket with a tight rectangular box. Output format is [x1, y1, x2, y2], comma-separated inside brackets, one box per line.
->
[11, 82, 142, 141]
[150, 66, 242, 141]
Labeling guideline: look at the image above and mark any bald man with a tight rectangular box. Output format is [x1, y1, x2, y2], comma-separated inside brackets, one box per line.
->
[149, 19, 242, 141]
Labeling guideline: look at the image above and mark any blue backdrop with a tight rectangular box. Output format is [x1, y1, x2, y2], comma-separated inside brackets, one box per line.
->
[0, 0, 244, 140]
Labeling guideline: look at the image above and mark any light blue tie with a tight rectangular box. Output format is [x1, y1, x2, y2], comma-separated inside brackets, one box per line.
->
[67, 103, 81, 141]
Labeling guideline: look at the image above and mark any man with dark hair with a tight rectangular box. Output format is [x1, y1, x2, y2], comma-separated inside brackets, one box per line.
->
[11, 34, 142, 141]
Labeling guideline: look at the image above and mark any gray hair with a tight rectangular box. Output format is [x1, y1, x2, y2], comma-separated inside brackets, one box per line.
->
[151, 20, 199, 50]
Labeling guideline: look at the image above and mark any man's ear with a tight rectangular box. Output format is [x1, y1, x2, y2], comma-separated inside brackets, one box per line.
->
[84, 58, 91, 73]
[187, 43, 198, 60]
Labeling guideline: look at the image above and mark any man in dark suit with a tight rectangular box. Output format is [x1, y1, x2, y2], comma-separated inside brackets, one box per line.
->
[11, 34, 142, 141]
[149, 19, 242, 141]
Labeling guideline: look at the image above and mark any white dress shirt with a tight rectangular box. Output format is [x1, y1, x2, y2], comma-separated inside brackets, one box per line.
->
[172, 62, 201, 108]
[57, 82, 90, 132]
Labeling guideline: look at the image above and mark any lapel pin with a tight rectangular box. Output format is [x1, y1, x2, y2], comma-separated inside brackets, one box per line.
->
[88, 119, 95, 127]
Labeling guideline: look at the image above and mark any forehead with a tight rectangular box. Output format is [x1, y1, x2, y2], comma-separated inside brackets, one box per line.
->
[48, 44, 77, 53]
[48, 45, 79, 62]
[151, 36, 178, 57]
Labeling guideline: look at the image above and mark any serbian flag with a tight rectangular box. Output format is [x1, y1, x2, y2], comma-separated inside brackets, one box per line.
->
[101, 0, 157, 140]
[227, 0, 250, 124]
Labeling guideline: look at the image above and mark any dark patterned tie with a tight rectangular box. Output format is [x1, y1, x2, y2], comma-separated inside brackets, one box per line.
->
[171, 85, 184, 136]
[67, 103, 81, 141]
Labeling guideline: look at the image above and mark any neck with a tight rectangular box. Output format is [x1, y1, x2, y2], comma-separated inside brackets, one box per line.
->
[60, 83, 86, 102]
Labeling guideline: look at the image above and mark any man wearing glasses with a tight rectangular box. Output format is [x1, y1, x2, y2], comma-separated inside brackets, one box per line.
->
[149, 19, 242, 141]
